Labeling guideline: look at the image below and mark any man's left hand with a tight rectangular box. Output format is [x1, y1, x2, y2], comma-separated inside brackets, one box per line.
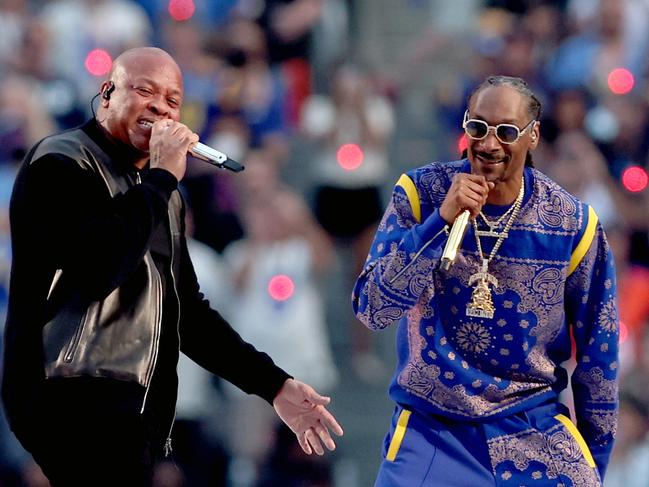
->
[273, 378, 344, 455]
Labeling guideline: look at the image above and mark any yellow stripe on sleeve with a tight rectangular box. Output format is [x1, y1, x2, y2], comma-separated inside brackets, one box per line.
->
[568, 206, 598, 276]
[386, 409, 411, 462]
[396, 174, 421, 224]
[555, 414, 597, 468]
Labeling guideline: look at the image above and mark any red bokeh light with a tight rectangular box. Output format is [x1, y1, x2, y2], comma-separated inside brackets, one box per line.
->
[84, 49, 112, 77]
[457, 134, 468, 154]
[336, 143, 364, 171]
[619, 321, 628, 344]
[607, 68, 634, 95]
[268, 274, 295, 302]
[621, 166, 648, 192]
[168, 0, 195, 21]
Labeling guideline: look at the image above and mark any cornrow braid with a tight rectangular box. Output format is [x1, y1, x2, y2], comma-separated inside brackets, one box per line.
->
[467, 75, 542, 167]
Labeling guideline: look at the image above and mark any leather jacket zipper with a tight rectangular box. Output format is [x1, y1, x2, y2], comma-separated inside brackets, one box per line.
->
[132, 172, 180, 457]
[140, 270, 163, 414]
[164, 437, 173, 457]
[139, 171, 163, 414]
[63, 314, 88, 363]
[46, 268, 83, 363]
[163, 206, 182, 457]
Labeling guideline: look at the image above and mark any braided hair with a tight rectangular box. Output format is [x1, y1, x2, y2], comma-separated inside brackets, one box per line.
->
[464, 75, 542, 168]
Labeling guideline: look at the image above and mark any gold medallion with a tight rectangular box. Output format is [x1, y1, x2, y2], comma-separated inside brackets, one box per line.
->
[466, 259, 498, 319]
[467, 176, 525, 321]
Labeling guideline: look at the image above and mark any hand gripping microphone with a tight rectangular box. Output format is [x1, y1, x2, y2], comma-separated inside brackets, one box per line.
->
[188, 143, 244, 172]
[440, 210, 470, 271]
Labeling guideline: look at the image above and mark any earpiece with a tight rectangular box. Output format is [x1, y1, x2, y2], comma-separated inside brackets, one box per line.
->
[101, 81, 115, 101]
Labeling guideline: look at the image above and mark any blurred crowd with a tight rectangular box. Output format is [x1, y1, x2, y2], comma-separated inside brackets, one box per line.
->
[0, 0, 648, 486]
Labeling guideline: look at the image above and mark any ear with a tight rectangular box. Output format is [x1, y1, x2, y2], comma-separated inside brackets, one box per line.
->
[529, 121, 540, 149]
[100, 83, 109, 107]
[99, 81, 113, 106]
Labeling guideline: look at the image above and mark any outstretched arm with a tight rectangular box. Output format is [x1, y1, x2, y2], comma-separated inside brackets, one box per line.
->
[273, 379, 344, 455]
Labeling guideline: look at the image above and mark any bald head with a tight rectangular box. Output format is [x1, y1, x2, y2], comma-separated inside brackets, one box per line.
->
[96, 47, 184, 162]
[108, 47, 181, 84]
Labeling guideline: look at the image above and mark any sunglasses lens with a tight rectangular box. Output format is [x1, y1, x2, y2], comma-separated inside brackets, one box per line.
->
[465, 120, 488, 139]
[496, 125, 520, 143]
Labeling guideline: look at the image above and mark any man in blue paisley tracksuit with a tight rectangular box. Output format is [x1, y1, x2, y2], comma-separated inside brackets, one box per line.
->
[352, 76, 618, 486]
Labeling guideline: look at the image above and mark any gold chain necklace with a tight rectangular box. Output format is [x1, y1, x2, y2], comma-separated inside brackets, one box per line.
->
[466, 176, 524, 319]
[477, 204, 516, 237]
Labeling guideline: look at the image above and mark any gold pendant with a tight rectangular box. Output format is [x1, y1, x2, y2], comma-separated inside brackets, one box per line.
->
[466, 260, 497, 319]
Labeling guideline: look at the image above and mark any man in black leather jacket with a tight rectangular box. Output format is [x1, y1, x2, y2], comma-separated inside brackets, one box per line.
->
[1, 47, 342, 486]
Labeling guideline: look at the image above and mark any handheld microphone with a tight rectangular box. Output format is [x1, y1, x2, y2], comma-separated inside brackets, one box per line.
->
[440, 210, 470, 271]
[188, 143, 244, 172]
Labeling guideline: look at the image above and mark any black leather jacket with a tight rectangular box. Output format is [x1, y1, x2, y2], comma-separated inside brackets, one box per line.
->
[2, 120, 290, 435]
[35, 128, 182, 387]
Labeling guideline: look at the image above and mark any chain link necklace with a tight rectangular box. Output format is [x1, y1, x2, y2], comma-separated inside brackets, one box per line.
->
[466, 176, 524, 319]
[476, 203, 517, 237]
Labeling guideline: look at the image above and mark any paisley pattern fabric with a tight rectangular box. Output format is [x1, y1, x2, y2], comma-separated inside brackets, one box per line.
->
[487, 424, 601, 486]
[352, 160, 618, 480]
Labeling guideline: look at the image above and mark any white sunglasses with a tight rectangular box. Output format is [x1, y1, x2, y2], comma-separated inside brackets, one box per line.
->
[463, 110, 536, 145]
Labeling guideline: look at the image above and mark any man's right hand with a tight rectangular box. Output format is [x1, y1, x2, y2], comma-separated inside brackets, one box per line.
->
[439, 173, 494, 224]
[149, 120, 199, 181]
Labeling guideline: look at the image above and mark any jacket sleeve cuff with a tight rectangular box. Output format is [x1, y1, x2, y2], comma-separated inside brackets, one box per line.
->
[412, 210, 449, 248]
[258, 368, 293, 405]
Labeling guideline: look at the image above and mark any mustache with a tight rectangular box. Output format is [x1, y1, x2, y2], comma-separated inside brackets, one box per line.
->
[474, 151, 507, 162]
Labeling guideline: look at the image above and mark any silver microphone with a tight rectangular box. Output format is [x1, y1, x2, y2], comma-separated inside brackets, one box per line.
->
[440, 210, 470, 271]
[188, 142, 244, 172]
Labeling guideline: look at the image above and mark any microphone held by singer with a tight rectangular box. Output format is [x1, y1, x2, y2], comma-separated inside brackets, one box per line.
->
[189, 142, 245, 172]
[440, 210, 470, 271]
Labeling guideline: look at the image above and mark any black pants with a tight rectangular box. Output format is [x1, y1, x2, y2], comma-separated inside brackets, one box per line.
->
[18, 379, 163, 487]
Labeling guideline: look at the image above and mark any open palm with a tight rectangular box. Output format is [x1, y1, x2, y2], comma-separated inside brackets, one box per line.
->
[273, 378, 344, 455]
